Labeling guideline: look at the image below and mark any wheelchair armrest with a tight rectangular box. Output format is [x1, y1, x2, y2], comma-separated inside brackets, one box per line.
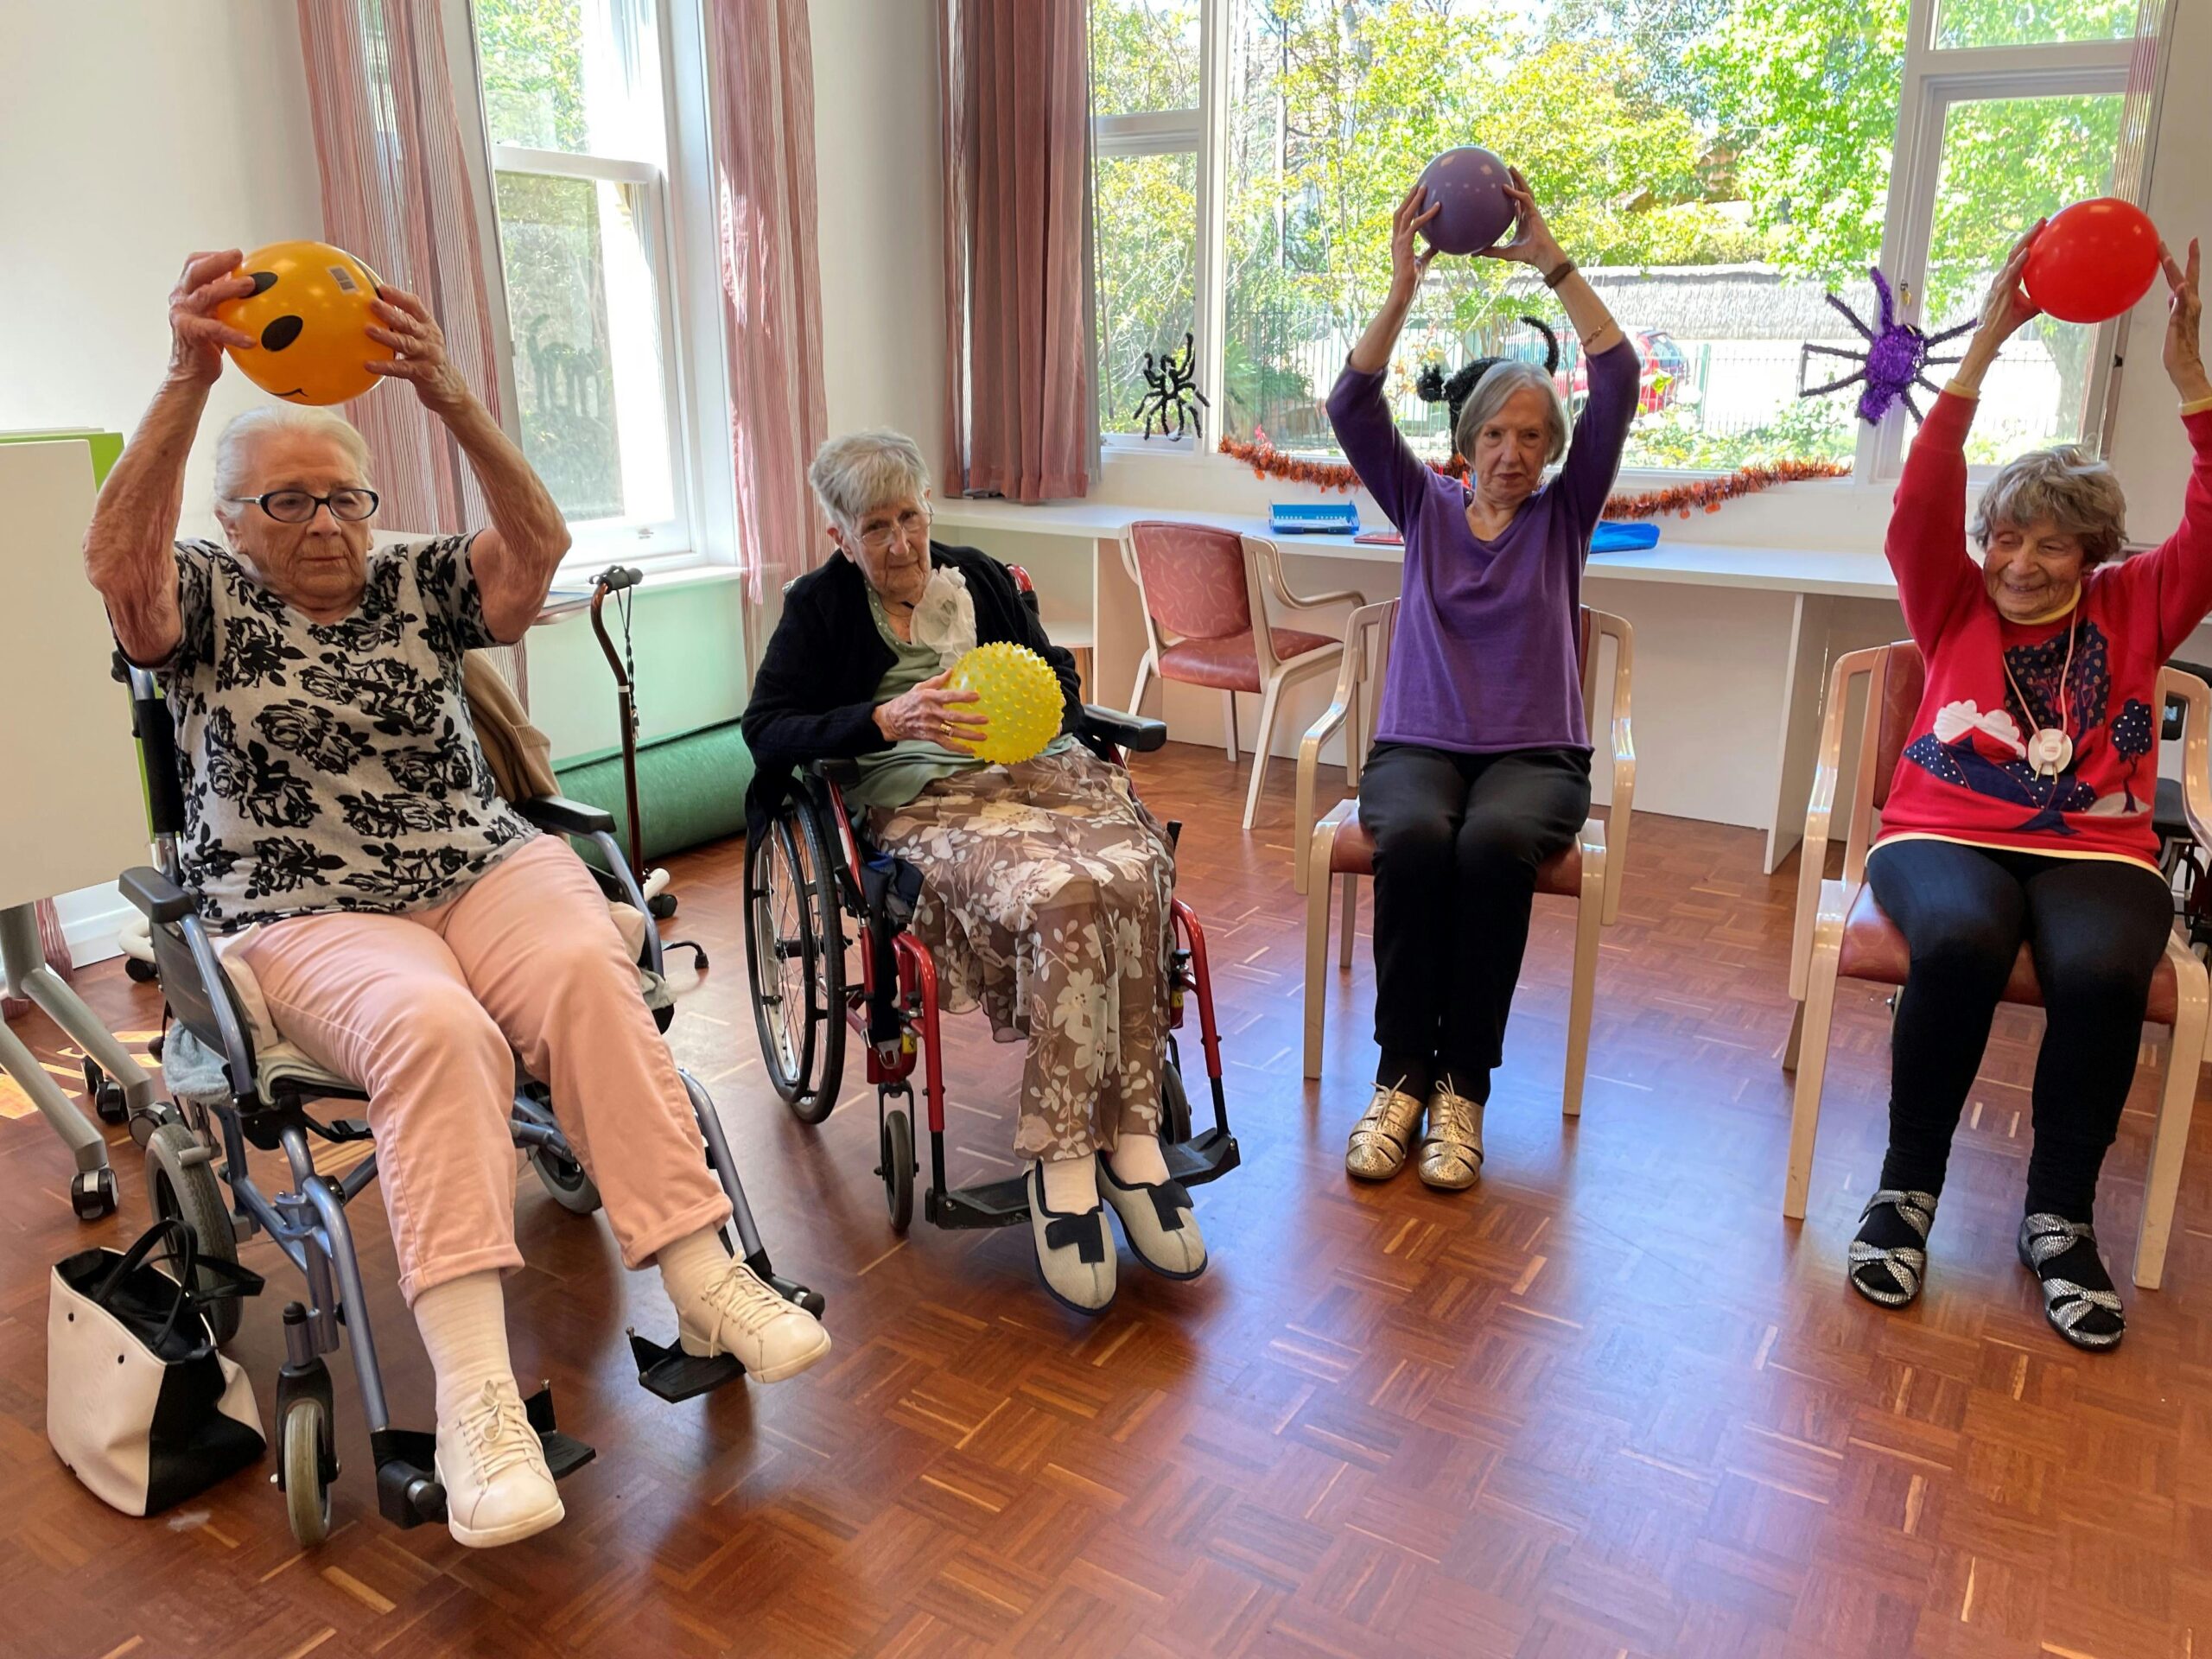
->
[120, 865, 195, 925]
[516, 794, 619, 837]
[1079, 705, 1167, 753]
[808, 759, 861, 785]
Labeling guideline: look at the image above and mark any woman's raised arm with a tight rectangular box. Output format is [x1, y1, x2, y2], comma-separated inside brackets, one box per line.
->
[86, 251, 257, 665]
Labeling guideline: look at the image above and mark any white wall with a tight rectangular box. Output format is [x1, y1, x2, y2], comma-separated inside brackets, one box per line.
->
[0, 1, 325, 539]
[809, 0, 946, 452]
[1, 1, 324, 961]
[2106, 0, 2212, 543]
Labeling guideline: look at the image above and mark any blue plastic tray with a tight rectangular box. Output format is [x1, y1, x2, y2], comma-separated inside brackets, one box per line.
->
[1590, 520, 1660, 553]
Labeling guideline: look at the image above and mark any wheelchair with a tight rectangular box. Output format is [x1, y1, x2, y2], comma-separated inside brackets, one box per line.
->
[108, 662, 824, 1548]
[743, 682, 1240, 1234]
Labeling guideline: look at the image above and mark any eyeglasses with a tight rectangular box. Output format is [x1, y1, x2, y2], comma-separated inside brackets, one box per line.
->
[224, 487, 381, 524]
[855, 505, 932, 551]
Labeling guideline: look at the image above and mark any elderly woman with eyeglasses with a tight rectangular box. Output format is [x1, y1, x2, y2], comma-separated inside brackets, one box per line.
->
[82, 251, 830, 1551]
[1325, 172, 1636, 1192]
[742, 429, 1206, 1316]
[1845, 229, 2211, 1353]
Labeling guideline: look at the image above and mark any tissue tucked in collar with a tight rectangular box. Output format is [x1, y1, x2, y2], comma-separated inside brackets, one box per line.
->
[911, 566, 977, 669]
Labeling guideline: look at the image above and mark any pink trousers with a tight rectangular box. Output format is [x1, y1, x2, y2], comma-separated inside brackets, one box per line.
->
[235, 834, 731, 1303]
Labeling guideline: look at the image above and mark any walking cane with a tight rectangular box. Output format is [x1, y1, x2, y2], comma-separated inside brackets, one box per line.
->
[590, 566, 707, 971]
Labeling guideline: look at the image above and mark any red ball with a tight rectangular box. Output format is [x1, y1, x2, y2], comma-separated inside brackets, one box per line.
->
[2024, 198, 2162, 325]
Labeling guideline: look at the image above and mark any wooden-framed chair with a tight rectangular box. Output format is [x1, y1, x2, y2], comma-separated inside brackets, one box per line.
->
[1122, 520, 1364, 829]
[1298, 601, 1636, 1116]
[1781, 642, 2210, 1289]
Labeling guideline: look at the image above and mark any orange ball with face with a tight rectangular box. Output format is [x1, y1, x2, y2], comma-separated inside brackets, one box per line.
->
[213, 240, 394, 406]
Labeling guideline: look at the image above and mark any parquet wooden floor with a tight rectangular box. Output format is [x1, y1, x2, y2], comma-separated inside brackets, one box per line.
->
[3, 742, 2209, 1658]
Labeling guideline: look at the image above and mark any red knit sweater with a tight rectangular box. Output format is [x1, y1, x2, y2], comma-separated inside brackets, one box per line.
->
[1875, 389, 2212, 871]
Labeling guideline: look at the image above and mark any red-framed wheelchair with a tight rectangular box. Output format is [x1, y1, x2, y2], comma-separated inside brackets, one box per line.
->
[741, 592, 1239, 1233]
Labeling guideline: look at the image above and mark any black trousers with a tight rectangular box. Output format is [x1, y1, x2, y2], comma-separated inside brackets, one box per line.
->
[1357, 741, 1592, 1097]
[1866, 838, 2173, 1221]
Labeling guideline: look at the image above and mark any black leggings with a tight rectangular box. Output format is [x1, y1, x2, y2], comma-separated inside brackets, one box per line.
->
[1358, 741, 1592, 1098]
[1865, 839, 2173, 1221]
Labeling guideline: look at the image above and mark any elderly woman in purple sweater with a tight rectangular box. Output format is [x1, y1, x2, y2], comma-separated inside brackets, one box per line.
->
[1327, 173, 1637, 1191]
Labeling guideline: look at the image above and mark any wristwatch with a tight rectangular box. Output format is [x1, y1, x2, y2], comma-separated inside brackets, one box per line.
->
[1541, 257, 1578, 290]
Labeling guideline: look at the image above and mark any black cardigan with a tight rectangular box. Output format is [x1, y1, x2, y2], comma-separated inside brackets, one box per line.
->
[741, 543, 1083, 816]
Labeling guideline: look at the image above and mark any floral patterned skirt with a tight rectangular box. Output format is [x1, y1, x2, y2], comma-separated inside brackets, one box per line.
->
[868, 747, 1176, 1159]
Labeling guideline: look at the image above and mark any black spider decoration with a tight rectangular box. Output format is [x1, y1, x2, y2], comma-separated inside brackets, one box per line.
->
[1418, 315, 1560, 442]
[1797, 267, 1978, 425]
[1133, 333, 1210, 440]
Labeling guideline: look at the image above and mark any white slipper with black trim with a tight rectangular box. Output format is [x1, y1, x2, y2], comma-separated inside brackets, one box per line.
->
[1027, 1162, 1116, 1315]
[1097, 1154, 1207, 1281]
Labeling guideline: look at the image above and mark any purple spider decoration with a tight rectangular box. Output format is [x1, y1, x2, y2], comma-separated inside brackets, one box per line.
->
[1797, 267, 1979, 425]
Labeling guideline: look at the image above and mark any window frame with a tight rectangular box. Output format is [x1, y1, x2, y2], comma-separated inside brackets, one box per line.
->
[1870, 29, 2139, 481]
[461, 0, 726, 580]
[1090, 0, 1224, 457]
[1092, 0, 2151, 490]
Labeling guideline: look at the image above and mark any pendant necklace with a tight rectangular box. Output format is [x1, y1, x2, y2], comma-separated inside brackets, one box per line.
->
[2001, 611, 2079, 782]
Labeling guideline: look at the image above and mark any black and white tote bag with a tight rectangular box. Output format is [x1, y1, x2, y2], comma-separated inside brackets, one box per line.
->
[48, 1218, 265, 1516]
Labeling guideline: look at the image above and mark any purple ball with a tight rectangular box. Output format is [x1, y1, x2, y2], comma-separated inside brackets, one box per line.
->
[1416, 147, 1516, 257]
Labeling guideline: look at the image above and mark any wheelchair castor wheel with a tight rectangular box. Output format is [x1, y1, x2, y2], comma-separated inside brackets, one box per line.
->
[84, 1059, 129, 1126]
[880, 1104, 914, 1233]
[70, 1167, 118, 1221]
[124, 955, 158, 985]
[279, 1395, 334, 1547]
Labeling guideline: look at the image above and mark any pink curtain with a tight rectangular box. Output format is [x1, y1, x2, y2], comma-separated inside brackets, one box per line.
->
[705, 0, 830, 608]
[296, 0, 505, 537]
[939, 0, 1093, 503]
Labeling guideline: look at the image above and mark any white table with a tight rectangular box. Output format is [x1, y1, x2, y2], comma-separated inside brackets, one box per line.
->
[931, 499, 1904, 871]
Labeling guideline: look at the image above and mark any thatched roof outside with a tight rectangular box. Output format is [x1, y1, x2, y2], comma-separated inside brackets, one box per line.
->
[1497, 264, 1906, 341]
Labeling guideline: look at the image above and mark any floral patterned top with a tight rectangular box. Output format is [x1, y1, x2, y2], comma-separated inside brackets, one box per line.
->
[151, 534, 537, 932]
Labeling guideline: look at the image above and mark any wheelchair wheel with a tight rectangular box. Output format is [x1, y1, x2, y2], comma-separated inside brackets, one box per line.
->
[280, 1395, 333, 1547]
[880, 1104, 914, 1233]
[529, 1144, 602, 1215]
[745, 799, 847, 1122]
[144, 1121, 242, 1347]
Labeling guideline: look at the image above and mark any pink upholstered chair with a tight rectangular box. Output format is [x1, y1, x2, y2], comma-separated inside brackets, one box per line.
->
[1123, 520, 1363, 829]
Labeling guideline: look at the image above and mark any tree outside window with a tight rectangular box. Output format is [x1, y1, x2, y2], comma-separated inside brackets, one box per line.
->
[1091, 0, 2147, 474]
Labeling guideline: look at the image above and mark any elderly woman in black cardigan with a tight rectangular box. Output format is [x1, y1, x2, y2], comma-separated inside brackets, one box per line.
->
[742, 429, 1205, 1314]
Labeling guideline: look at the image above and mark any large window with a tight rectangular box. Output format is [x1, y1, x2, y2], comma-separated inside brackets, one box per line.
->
[1091, 0, 2154, 479]
[1091, 1, 1206, 442]
[473, 0, 688, 560]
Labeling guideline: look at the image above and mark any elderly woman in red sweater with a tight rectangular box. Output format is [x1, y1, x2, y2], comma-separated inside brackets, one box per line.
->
[1850, 227, 2210, 1351]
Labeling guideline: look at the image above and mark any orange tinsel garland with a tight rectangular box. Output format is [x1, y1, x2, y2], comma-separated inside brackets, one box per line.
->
[1216, 433, 1852, 520]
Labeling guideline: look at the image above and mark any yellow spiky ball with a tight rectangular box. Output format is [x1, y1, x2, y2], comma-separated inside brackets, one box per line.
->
[950, 641, 1064, 766]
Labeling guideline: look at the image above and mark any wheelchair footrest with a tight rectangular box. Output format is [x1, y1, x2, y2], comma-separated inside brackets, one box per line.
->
[372, 1428, 445, 1529]
[628, 1330, 746, 1402]
[926, 1175, 1033, 1230]
[524, 1384, 597, 1482]
[372, 1388, 594, 1529]
[922, 1130, 1239, 1232]
[767, 1274, 828, 1320]
[1167, 1128, 1239, 1189]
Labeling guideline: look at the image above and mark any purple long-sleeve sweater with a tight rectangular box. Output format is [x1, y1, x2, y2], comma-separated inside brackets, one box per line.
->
[1325, 339, 1639, 753]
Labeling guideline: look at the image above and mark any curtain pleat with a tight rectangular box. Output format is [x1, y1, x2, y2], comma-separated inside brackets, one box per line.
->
[296, 0, 505, 537]
[939, 0, 1093, 503]
[705, 0, 830, 611]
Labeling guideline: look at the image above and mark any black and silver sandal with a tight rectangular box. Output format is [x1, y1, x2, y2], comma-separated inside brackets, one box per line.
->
[1847, 1189, 1937, 1308]
[2018, 1213, 2125, 1351]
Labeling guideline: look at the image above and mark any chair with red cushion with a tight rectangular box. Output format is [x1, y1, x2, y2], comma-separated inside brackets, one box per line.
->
[1297, 600, 1637, 1116]
[1123, 520, 1363, 829]
[1781, 641, 2210, 1288]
